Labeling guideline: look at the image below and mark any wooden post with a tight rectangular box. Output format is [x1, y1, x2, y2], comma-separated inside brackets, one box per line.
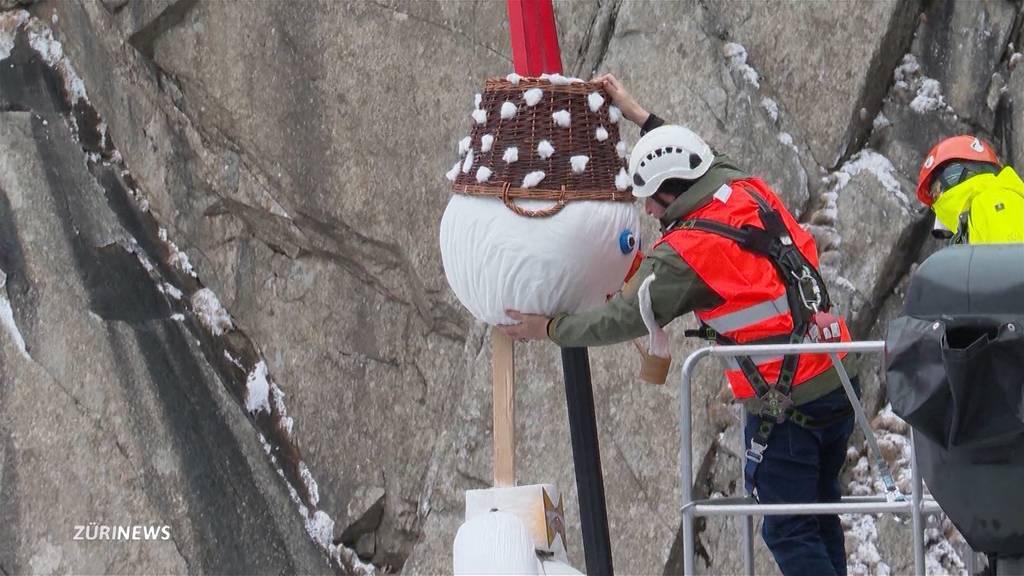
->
[492, 329, 516, 487]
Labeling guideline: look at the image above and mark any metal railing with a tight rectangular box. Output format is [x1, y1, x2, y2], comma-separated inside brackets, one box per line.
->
[678, 341, 944, 575]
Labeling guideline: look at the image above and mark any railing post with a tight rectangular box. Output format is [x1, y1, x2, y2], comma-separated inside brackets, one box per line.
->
[679, 348, 710, 576]
[740, 405, 755, 576]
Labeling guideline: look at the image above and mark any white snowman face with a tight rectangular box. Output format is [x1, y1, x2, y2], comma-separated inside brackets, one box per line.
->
[439, 195, 640, 325]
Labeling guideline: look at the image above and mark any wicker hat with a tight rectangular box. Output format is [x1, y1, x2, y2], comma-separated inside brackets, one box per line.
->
[445, 73, 633, 218]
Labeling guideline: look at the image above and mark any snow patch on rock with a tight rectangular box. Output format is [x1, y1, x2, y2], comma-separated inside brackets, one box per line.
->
[191, 288, 233, 335]
[842, 513, 890, 576]
[893, 54, 953, 115]
[162, 283, 183, 300]
[25, 19, 87, 104]
[0, 10, 29, 62]
[0, 274, 29, 359]
[838, 150, 911, 212]
[299, 461, 319, 507]
[761, 97, 779, 122]
[845, 404, 967, 575]
[910, 79, 948, 114]
[244, 360, 271, 414]
[723, 42, 760, 88]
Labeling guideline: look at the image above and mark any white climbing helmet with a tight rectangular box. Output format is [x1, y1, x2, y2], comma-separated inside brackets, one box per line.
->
[628, 125, 714, 198]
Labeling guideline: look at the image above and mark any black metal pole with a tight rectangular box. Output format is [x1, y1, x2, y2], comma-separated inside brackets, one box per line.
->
[560, 346, 613, 576]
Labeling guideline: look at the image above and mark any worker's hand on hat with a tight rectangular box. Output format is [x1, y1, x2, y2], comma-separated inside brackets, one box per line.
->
[498, 310, 551, 342]
[591, 73, 649, 127]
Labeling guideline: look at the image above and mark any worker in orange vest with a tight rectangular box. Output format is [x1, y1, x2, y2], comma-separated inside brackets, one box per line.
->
[501, 74, 857, 576]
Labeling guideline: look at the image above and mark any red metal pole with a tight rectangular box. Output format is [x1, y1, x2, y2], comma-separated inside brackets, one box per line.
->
[506, 5, 612, 574]
[507, 0, 563, 76]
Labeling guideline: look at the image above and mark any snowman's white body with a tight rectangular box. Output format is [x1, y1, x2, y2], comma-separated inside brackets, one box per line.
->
[440, 194, 640, 325]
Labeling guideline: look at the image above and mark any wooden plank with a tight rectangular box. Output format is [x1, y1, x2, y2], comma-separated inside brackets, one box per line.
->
[492, 329, 516, 487]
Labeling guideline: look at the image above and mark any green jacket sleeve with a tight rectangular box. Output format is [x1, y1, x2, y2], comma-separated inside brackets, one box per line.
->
[547, 243, 723, 347]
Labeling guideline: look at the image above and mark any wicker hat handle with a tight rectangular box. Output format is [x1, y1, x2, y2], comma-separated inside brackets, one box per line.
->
[501, 183, 567, 218]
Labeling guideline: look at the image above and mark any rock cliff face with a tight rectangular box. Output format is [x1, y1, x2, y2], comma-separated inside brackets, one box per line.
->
[0, 0, 1021, 574]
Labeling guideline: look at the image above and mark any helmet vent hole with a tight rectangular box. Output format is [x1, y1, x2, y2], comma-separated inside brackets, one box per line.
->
[688, 153, 702, 169]
[656, 149, 663, 157]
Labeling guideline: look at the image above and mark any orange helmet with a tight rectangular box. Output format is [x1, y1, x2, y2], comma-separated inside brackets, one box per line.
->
[916, 135, 1000, 206]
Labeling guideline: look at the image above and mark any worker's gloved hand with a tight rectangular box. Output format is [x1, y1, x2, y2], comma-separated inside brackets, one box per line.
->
[591, 73, 649, 127]
[498, 310, 552, 342]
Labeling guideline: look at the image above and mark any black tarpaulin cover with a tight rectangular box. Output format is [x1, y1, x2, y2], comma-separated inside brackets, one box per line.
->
[886, 244, 1024, 554]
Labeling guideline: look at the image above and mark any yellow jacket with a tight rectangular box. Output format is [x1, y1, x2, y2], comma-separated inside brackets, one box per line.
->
[932, 166, 1024, 244]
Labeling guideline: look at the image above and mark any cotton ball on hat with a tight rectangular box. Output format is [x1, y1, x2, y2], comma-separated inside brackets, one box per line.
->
[481, 134, 494, 153]
[542, 73, 571, 86]
[615, 167, 629, 191]
[506, 73, 522, 85]
[472, 109, 487, 125]
[552, 110, 571, 128]
[445, 161, 461, 182]
[458, 136, 472, 156]
[500, 101, 517, 120]
[608, 105, 621, 124]
[524, 88, 544, 107]
[570, 155, 589, 174]
[521, 170, 546, 188]
[503, 147, 519, 164]
[476, 166, 493, 183]
[537, 140, 555, 160]
[588, 92, 605, 112]
[616, 141, 627, 159]
[595, 126, 609, 142]
[462, 149, 475, 173]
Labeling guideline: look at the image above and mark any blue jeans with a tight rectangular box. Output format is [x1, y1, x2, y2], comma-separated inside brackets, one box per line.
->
[744, 383, 857, 576]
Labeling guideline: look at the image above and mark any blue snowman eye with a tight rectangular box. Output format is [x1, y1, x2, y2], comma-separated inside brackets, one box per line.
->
[618, 229, 637, 254]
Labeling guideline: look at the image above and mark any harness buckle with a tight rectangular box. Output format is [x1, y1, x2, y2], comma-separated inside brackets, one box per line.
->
[745, 440, 767, 463]
[759, 388, 794, 424]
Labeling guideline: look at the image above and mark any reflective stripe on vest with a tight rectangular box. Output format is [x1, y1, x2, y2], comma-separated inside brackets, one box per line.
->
[723, 354, 783, 372]
[703, 294, 790, 334]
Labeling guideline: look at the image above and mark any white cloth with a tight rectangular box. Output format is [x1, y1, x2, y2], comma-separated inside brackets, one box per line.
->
[638, 273, 670, 358]
[440, 195, 640, 325]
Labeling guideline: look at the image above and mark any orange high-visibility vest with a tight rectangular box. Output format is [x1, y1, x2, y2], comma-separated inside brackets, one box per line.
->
[656, 178, 851, 399]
